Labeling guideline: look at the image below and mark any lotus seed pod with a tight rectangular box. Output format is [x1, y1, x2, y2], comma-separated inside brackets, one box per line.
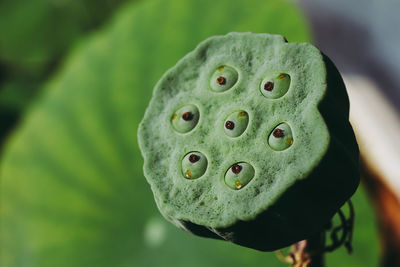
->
[138, 32, 359, 251]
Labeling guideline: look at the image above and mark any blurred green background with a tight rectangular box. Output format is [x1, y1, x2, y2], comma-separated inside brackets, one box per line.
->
[0, 0, 379, 266]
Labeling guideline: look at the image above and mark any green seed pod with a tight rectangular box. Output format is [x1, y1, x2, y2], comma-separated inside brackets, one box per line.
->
[138, 32, 359, 251]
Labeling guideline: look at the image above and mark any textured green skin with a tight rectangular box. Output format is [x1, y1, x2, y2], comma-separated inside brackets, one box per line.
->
[139, 32, 359, 251]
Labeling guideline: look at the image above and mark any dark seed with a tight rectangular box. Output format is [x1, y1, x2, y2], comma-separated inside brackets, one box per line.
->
[273, 128, 285, 138]
[189, 154, 200, 163]
[264, 81, 274, 91]
[182, 112, 193, 121]
[216, 76, 226, 85]
[231, 164, 242, 174]
[225, 120, 235, 130]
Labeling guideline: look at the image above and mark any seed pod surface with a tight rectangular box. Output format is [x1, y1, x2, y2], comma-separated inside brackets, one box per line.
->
[138, 32, 359, 251]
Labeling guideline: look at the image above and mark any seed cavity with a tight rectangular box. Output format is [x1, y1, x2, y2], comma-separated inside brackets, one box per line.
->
[268, 123, 293, 151]
[182, 151, 208, 179]
[210, 65, 238, 92]
[260, 73, 290, 99]
[171, 104, 199, 133]
[225, 162, 255, 190]
[224, 110, 249, 138]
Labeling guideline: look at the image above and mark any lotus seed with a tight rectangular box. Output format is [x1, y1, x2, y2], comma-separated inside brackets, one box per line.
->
[225, 162, 255, 190]
[182, 152, 208, 179]
[260, 73, 290, 99]
[231, 164, 242, 174]
[171, 104, 199, 133]
[224, 110, 249, 137]
[182, 112, 193, 121]
[210, 65, 238, 92]
[273, 128, 284, 138]
[264, 81, 274, 91]
[217, 76, 226, 85]
[225, 120, 235, 130]
[189, 154, 200, 163]
[268, 123, 293, 151]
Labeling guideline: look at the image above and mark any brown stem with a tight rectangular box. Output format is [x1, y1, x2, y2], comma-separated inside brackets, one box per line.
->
[277, 199, 355, 266]
[278, 231, 326, 267]
[302, 232, 326, 267]
[360, 159, 400, 267]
